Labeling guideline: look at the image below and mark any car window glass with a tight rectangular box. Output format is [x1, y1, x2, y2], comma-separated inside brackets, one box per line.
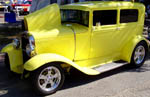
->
[61, 9, 89, 27]
[120, 9, 138, 23]
[50, 0, 57, 4]
[93, 10, 117, 26]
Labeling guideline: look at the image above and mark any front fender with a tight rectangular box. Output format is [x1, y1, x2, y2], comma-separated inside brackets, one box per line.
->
[1, 43, 23, 73]
[24, 53, 100, 75]
[121, 35, 148, 63]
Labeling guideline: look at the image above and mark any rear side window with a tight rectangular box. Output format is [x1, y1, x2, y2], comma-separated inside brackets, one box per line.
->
[50, 0, 57, 4]
[93, 10, 117, 26]
[120, 9, 138, 23]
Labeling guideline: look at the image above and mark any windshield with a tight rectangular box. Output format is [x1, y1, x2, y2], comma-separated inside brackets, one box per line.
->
[61, 9, 89, 27]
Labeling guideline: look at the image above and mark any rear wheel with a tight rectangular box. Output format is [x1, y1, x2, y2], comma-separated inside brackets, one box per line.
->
[130, 42, 147, 67]
[31, 63, 65, 96]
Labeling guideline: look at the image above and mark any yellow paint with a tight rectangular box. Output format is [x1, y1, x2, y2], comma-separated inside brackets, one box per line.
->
[24, 53, 100, 75]
[1, 44, 23, 73]
[24, 4, 61, 32]
[1, 2, 148, 75]
[121, 35, 148, 63]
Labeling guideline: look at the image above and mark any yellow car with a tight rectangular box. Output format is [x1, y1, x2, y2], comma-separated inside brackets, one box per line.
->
[0, 1, 149, 95]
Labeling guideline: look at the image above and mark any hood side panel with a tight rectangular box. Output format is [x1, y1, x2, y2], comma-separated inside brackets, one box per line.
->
[24, 4, 61, 32]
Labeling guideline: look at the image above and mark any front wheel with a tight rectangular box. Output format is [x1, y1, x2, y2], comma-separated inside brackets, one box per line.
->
[130, 42, 147, 67]
[31, 63, 65, 96]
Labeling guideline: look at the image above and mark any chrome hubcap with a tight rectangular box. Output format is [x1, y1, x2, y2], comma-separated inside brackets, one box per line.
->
[134, 46, 145, 64]
[38, 66, 61, 91]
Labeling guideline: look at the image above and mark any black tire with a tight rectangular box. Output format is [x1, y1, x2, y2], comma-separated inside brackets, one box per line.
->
[148, 27, 150, 33]
[130, 42, 148, 68]
[31, 63, 65, 96]
[4, 53, 19, 77]
[4, 53, 10, 70]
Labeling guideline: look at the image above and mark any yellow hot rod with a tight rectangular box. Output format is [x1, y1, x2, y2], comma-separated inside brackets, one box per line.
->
[0, 1, 149, 95]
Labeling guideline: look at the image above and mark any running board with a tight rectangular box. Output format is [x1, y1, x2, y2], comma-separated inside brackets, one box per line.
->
[93, 61, 128, 73]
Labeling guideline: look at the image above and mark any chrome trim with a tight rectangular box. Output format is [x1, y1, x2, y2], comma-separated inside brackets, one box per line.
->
[29, 36, 35, 51]
[13, 38, 20, 49]
[38, 66, 61, 92]
[134, 45, 145, 64]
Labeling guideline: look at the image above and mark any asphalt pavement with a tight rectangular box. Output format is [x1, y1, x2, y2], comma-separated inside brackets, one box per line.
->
[0, 56, 150, 97]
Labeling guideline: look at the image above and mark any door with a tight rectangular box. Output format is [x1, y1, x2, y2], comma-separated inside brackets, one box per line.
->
[117, 9, 139, 50]
[90, 10, 119, 59]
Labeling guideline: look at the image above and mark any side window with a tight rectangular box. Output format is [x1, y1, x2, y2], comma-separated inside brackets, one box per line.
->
[50, 0, 57, 4]
[120, 9, 138, 23]
[93, 10, 117, 26]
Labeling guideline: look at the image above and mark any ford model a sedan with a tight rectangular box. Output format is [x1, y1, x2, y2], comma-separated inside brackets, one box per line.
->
[0, 1, 149, 95]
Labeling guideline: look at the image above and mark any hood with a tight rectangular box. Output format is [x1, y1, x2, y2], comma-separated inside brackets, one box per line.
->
[24, 4, 61, 32]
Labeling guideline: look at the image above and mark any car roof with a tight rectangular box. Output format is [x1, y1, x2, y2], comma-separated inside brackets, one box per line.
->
[61, 1, 144, 11]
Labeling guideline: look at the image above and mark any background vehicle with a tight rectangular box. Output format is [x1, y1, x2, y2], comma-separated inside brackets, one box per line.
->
[11, 0, 32, 15]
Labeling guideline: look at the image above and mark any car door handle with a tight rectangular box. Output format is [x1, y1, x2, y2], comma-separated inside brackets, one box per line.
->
[116, 27, 120, 30]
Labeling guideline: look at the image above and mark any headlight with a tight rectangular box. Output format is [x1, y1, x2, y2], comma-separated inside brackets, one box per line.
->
[13, 38, 20, 49]
[29, 36, 35, 51]
[26, 36, 36, 57]
[26, 44, 32, 56]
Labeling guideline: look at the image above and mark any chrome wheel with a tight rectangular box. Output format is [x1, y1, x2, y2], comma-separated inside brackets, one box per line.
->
[134, 45, 145, 64]
[38, 66, 61, 92]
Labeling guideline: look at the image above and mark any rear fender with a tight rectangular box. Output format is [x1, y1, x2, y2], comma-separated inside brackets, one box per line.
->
[121, 35, 148, 63]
